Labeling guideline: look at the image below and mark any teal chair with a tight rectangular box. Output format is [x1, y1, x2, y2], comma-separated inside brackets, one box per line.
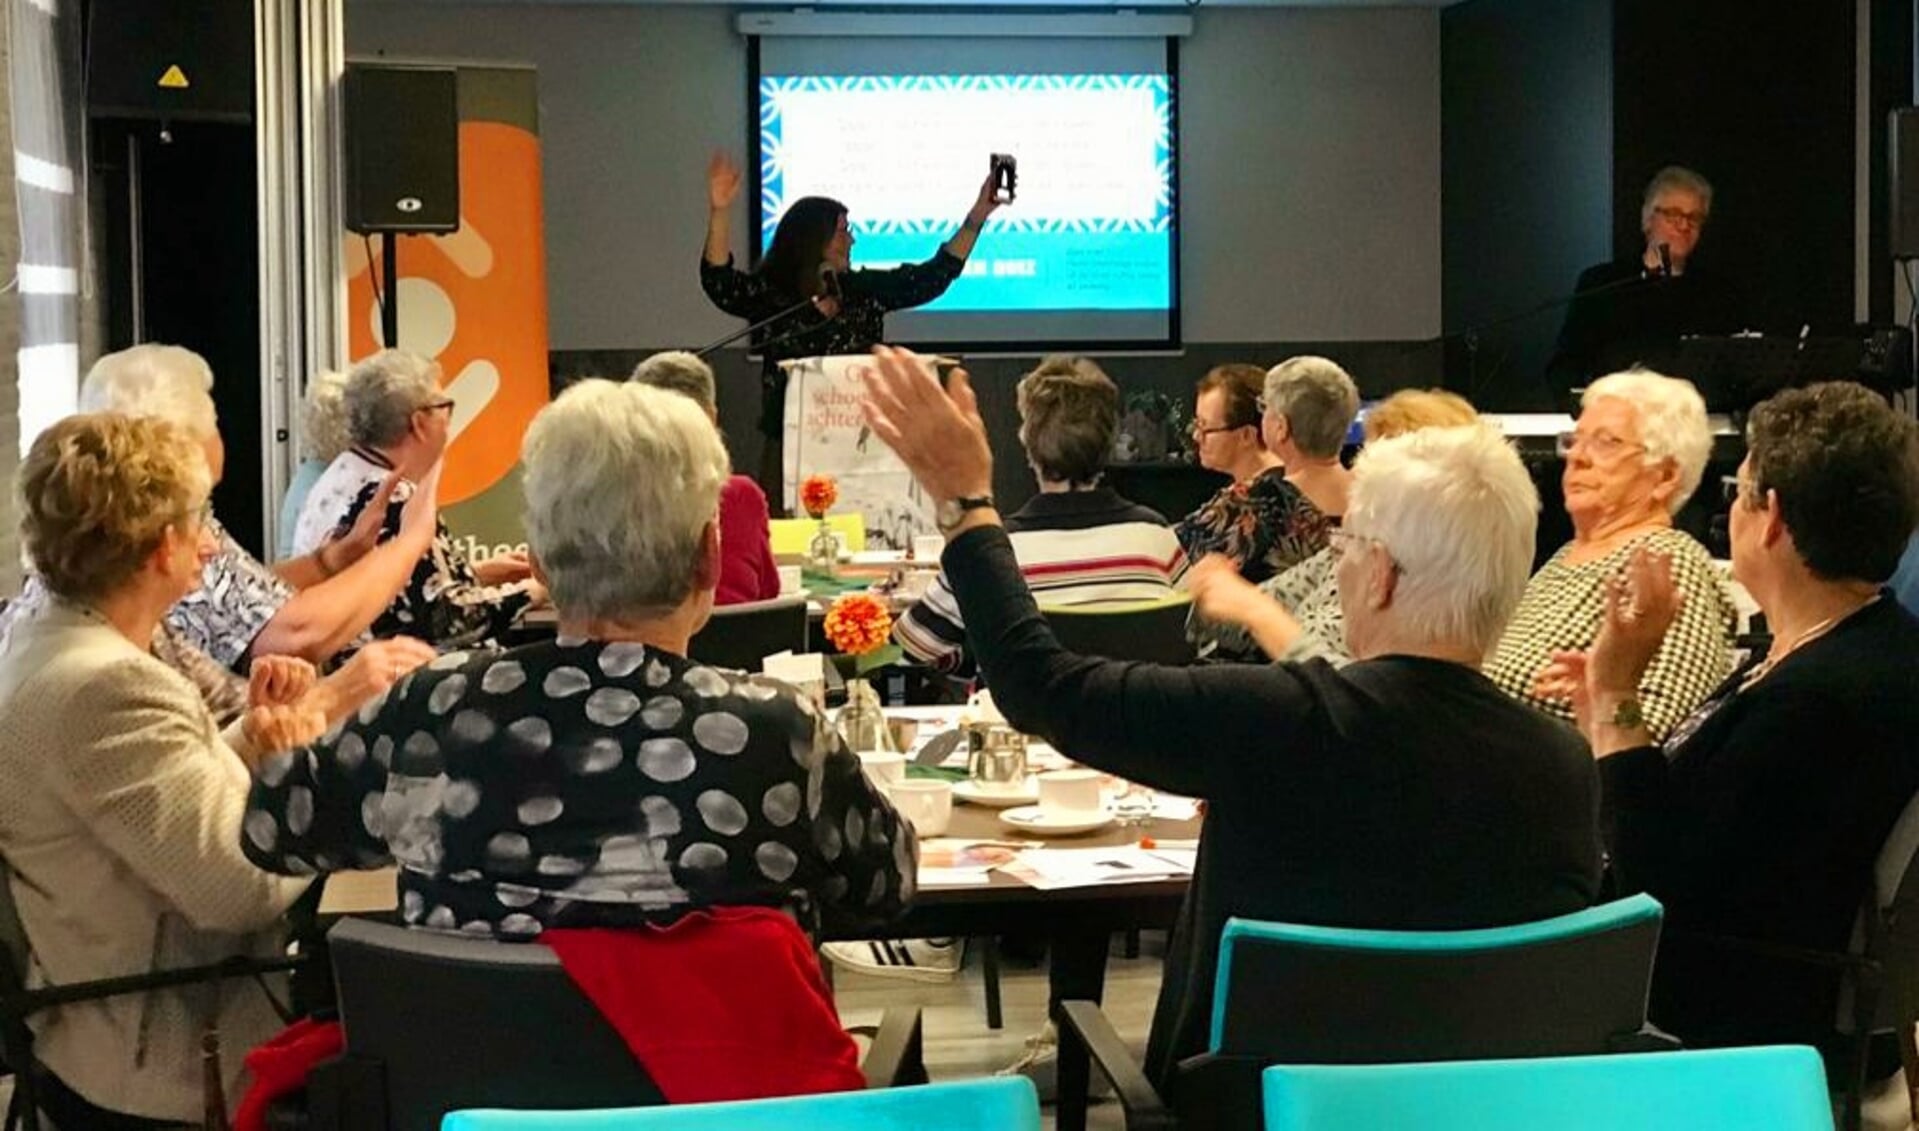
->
[1062, 894, 1670, 1129]
[1261, 1046, 1834, 1131]
[441, 1077, 1041, 1131]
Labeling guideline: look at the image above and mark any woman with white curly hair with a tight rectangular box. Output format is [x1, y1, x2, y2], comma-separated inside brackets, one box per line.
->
[276, 370, 352, 559]
[1487, 368, 1734, 738]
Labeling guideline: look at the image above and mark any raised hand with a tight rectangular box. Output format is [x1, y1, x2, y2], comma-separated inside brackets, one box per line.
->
[473, 549, 533, 586]
[708, 152, 743, 212]
[398, 460, 444, 547]
[860, 346, 994, 505]
[326, 467, 406, 572]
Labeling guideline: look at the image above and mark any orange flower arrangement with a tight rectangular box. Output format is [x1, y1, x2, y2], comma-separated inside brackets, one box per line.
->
[822, 592, 892, 656]
[800, 474, 839, 520]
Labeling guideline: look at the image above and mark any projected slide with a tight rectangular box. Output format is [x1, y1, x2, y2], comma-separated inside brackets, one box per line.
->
[759, 74, 1175, 343]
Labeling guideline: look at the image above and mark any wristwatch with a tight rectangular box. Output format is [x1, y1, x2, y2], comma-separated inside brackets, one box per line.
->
[1608, 697, 1646, 729]
[935, 494, 996, 533]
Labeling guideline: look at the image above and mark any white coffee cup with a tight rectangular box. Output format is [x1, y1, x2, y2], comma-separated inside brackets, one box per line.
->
[777, 564, 804, 595]
[1037, 769, 1104, 816]
[913, 534, 946, 563]
[888, 779, 953, 836]
[857, 750, 907, 790]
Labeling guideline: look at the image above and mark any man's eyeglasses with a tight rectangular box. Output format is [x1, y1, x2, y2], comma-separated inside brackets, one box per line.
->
[1651, 205, 1707, 229]
[1555, 430, 1647, 460]
[1190, 419, 1251, 438]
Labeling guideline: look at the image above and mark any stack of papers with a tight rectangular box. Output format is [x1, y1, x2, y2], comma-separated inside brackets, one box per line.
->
[1003, 844, 1197, 891]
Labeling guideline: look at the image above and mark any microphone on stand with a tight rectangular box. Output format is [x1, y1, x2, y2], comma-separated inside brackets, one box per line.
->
[1656, 242, 1673, 278]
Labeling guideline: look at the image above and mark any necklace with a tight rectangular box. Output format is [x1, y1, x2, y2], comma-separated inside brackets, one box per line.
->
[1739, 594, 1880, 691]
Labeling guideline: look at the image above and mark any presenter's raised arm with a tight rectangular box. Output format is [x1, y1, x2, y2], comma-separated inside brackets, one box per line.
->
[703, 153, 742, 267]
[941, 164, 1004, 262]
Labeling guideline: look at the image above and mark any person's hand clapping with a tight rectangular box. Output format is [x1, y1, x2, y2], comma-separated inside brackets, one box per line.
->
[321, 467, 406, 575]
[861, 346, 995, 508]
[708, 152, 743, 212]
[1588, 547, 1682, 697]
[248, 655, 318, 709]
[308, 636, 438, 726]
[1187, 554, 1265, 628]
[240, 702, 328, 765]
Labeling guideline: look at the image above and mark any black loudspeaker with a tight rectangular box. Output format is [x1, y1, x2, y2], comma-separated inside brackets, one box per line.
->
[344, 64, 460, 234]
[86, 0, 253, 122]
[1892, 108, 1919, 259]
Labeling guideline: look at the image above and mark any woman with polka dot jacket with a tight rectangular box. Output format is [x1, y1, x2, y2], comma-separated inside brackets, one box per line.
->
[242, 379, 915, 940]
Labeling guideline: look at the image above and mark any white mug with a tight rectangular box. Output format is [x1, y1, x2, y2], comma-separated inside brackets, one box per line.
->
[1037, 769, 1103, 816]
[888, 779, 953, 836]
[912, 534, 946, 563]
[857, 750, 907, 790]
[777, 564, 804, 594]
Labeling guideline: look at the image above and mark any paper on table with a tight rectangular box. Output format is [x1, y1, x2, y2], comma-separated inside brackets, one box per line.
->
[1149, 794, 1203, 821]
[919, 867, 993, 887]
[318, 866, 399, 915]
[1005, 846, 1194, 891]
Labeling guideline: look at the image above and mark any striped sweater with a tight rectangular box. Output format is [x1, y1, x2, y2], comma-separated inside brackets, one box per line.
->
[893, 488, 1187, 673]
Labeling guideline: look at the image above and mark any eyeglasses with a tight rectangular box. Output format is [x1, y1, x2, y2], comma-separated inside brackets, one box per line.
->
[1330, 527, 1406, 575]
[1719, 474, 1760, 507]
[1555, 430, 1647, 460]
[179, 498, 214, 532]
[1190, 419, 1252, 438]
[419, 398, 456, 414]
[1651, 205, 1707, 229]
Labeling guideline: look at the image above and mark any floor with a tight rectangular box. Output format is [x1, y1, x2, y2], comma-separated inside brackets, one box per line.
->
[831, 936, 1165, 1131]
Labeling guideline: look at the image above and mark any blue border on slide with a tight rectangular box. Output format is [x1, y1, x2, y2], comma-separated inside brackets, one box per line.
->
[759, 76, 1173, 309]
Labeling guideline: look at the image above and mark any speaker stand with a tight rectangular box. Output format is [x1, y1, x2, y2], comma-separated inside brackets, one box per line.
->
[380, 231, 400, 349]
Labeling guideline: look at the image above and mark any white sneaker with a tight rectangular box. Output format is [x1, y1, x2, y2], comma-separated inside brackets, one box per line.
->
[823, 938, 963, 982]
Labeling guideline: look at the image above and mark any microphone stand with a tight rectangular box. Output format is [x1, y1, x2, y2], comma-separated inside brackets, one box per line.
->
[1442, 264, 1675, 404]
[692, 295, 823, 360]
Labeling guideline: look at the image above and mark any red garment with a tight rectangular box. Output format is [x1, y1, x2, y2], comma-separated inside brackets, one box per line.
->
[540, 908, 863, 1104]
[233, 1016, 344, 1131]
[718, 475, 782, 606]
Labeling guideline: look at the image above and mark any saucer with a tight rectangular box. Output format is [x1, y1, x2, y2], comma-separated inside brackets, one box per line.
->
[954, 778, 1040, 808]
[997, 806, 1115, 836]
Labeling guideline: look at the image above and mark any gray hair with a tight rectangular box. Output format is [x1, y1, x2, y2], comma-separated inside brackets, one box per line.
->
[521, 379, 730, 622]
[79, 344, 219, 439]
[1347, 423, 1539, 658]
[1640, 165, 1714, 227]
[344, 349, 444, 449]
[1263, 356, 1361, 459]
[298, 370, 352, 462]
[1581, 368, 1713, 512]
[630, 351, 718, 418]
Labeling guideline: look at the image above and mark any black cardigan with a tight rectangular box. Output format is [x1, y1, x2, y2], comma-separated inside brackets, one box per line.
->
[943, 525, 1601, 1085]
[1603, 596, 1919, 1050]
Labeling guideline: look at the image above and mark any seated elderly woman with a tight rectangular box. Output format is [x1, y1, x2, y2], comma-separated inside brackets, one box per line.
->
[57, 344, 438, 671]
[1485, 368, 1734, 739]
[893, 355, 1185, 673]
[1175, 362, 1336, 585]
[277, 368, 351, 559]
[1543, 381, 1919, 1063]
[629, 350, 780, 605]
[0, 414, 419, 1128]
[1190, 388, 1478, 663]
[862, 347, 1599, 1091]
[245, 379, 913, 942]
[293, 349, 541, 647]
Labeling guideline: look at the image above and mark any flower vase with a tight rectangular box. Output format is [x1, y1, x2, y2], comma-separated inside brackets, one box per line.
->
[805, 520, 840, 578]
[837, 677, 895, 753]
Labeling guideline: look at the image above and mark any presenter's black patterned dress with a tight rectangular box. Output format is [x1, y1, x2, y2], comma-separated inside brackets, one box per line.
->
[241, 638, 915, 941]
[699, 251, 965, 441]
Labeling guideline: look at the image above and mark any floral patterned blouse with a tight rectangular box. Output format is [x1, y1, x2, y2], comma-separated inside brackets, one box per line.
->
[699, 251, 966, 436]
[1175, 467, 1333, 586]
[241, 638, 916, 941]
[165, 515, 296, 672]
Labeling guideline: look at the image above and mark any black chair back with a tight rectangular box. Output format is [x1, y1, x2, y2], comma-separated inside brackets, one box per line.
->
[687, 596, 808, 672]
[1041, 596, 1197, 665]
[323, 917, 664, 1131]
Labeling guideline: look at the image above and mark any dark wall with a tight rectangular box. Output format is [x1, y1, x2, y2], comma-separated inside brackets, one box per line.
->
[1441, 0, 1614, 411]
[1611, 0, 1857, 336]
